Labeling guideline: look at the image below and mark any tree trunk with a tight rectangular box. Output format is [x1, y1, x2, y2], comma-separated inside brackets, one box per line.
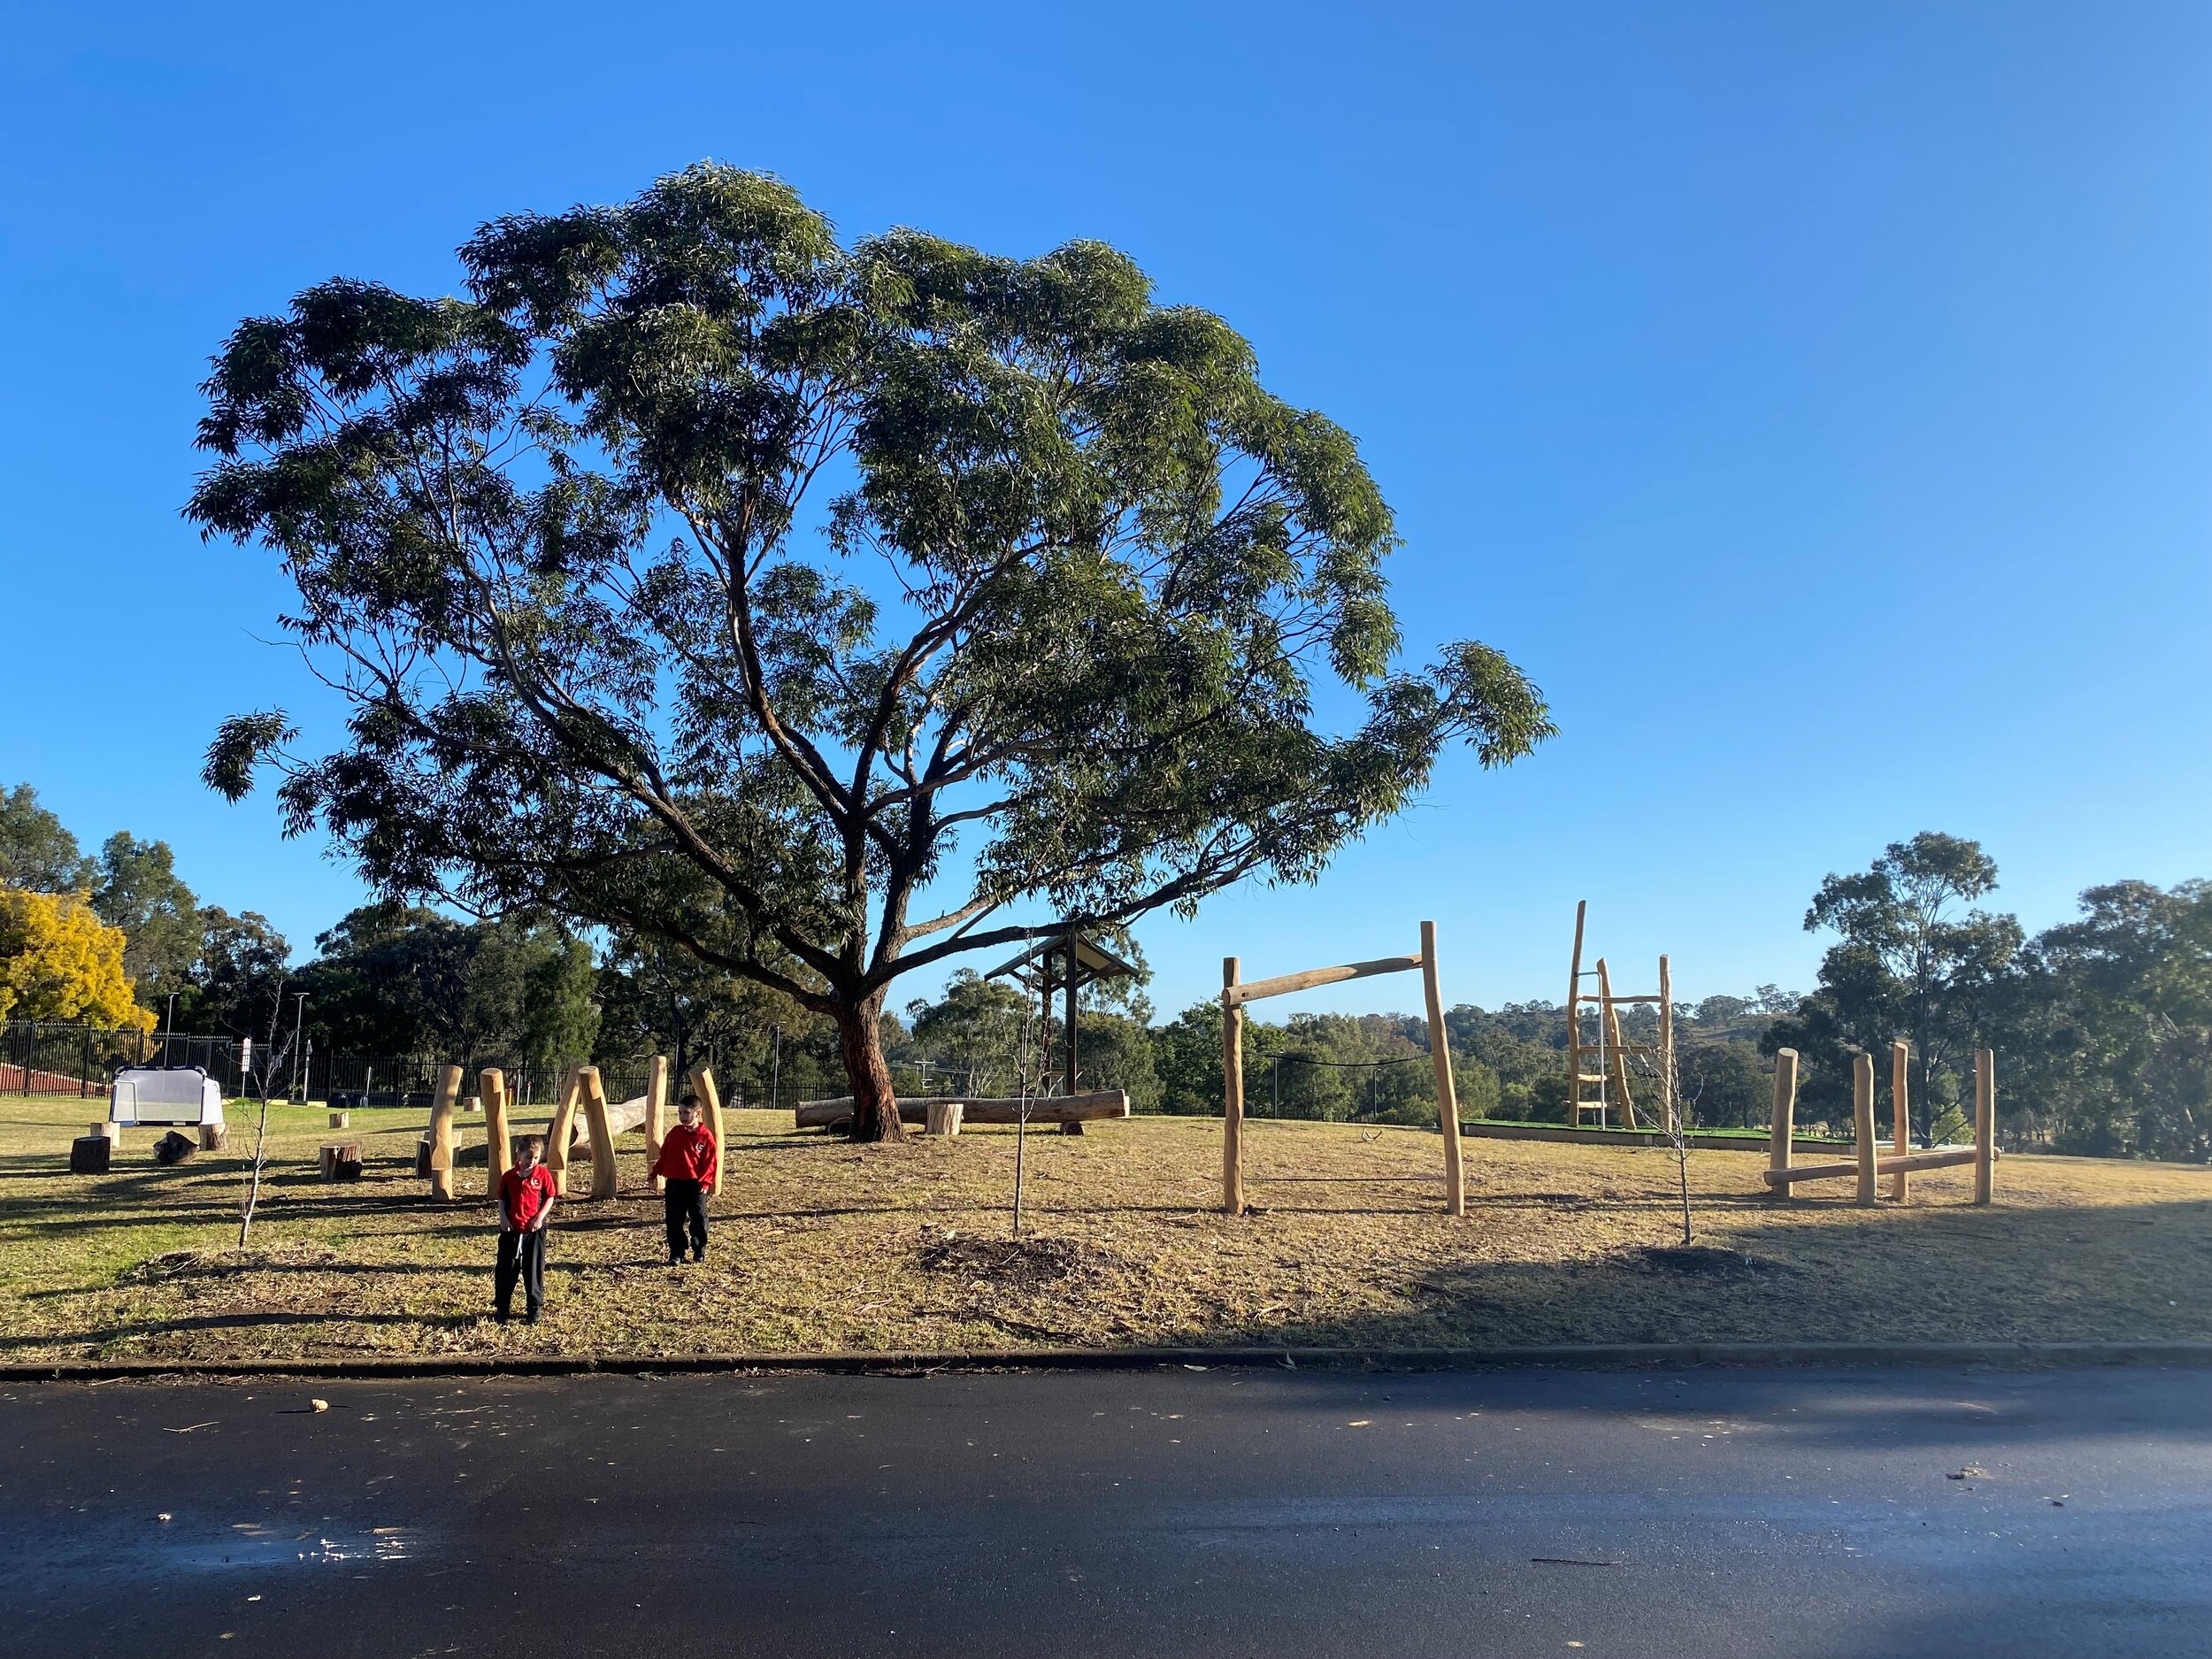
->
[836, 994, 905, 1142]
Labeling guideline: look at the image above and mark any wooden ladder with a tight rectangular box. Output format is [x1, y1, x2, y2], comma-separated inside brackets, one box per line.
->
[1563, 902, 1676, 1132]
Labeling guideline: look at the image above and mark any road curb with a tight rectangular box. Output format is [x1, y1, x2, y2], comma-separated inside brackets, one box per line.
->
[3, 1340, 2209, 1383]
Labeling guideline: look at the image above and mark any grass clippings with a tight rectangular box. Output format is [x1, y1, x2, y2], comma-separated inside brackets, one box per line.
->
[0, 1097, 2207, 1363]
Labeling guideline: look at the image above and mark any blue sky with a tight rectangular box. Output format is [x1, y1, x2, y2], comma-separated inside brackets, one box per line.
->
[4, 1, 2208, 1023]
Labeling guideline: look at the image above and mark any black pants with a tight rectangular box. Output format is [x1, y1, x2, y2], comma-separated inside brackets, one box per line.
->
[495, 1228, 545, 1316]
[664, 1179, 709, 1261]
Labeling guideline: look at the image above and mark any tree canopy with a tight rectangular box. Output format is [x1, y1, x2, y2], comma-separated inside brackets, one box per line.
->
[0, 887, 153, 1029]
[1767, 832, 2021, 1138]
[0, 785, 96, 895]
[189, 164, 1552, 1137]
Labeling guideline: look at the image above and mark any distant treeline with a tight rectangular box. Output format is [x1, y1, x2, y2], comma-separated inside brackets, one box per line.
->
[4, 787, 2203, 1159]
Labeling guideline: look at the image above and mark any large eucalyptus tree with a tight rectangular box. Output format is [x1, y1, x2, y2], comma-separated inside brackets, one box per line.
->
[193, 165, 1550, 1139]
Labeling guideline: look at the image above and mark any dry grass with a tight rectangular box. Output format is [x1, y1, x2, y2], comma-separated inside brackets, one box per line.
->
[2, 1097, 2208, 1362]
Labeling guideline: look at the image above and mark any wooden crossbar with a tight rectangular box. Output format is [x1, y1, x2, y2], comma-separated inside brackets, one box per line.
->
[1225, 954, 1424, 1007]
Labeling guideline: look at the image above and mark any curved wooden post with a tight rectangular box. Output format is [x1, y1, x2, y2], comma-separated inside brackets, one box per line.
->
[1222, 957, 1245, 1217]
[480, 1067, 512, 1194]
[1420, 921, 1464, 1217]
[1768, 1048, 1799, 1198]
[1853, 1052, 1878, 1206]
[427, 1063, 462, 1202]
[644, 1054, 670, 1194]
[1890, 1041, 1912, 1202]
[1973, 1048, 1995, 1205]
[688, 1065, 726, 1197]
[580, 1066, 618, 1200]
[546, 1064, 586, 1197]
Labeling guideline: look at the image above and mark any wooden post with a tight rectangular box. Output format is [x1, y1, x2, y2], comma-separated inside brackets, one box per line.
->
[1565, 900, 1587, 1118]
[1419, 921, 1465, 1217]
[1595, 958, 1637, 1129]
[1768, 1048, 1799, 1197]
[578, 1066, 618, 1199]
[1890, 1041, 1911, 1203]
[545, 1064, 586, 1196]
[1973, 1048, 1995, 1206]
[427, 1063, 462, 1201]
[643, 1054, 669, 1194]
[688, 1065, 726, 1197]
[1656, 955, 1675, 1134]
[1853, 1052, 1878, 1206]
[1222, 956, 1245, 1217]
[480, 1067, 512, 1194]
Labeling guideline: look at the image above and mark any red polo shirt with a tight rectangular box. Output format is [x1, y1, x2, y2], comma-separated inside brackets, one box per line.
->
[653, 1122, 718, 1186]
[500, 1164, 557, 1229]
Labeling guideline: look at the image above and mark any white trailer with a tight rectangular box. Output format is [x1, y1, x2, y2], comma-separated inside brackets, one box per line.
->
[109, 1067, 227, 1130]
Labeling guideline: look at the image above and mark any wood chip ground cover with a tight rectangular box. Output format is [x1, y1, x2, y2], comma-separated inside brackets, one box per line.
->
[0, 1100, 2207, 1361]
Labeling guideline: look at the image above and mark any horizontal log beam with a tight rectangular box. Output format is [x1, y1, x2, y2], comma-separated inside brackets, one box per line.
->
[795, 1090, 1130, 1131]
[564, 1094, 649, 1161]
[1225, 955, 1424, 1007]
[1763, 1146, 1999, 1186]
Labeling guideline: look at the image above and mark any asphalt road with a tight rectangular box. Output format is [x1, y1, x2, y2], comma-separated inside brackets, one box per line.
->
[0, 1363, 2206, 1658]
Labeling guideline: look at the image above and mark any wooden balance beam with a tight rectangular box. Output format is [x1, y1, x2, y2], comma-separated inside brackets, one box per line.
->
[1767, 1046, 1998, 1205]
[795, 1090, 1130, 1131]
[1763, 1145, 1999, 1186]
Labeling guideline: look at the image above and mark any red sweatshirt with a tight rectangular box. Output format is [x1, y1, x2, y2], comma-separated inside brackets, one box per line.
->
[653, 1121, 718, 1186]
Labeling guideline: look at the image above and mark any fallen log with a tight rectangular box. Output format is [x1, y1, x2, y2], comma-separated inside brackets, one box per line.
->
[795, 1090, 1130, 1131]
[1763, 1145, 2000, 1187]
[565, 1094, 649, 1162]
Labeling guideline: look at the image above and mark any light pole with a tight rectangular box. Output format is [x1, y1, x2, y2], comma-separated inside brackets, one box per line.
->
[290, 994, 309, 1102]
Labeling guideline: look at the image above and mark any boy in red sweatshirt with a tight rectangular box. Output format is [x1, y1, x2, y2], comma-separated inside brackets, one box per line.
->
[652, 1094, 718, 1265]
[495, 1133, 557, 1323]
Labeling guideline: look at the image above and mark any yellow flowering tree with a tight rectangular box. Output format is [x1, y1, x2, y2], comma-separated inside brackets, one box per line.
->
[0, 887, 156, 1029]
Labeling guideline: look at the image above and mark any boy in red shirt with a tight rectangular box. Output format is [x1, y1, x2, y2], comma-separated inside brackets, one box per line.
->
[652, 1094, 718, 1265]
[495, 1133, 557, 1323]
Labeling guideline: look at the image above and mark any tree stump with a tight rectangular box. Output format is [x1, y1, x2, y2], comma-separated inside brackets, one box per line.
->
[70, 1135, 111, 1174]
[319, 1141, 364, 1181]
[92, 1120, 121, 1146]
[925, 1102, 964, 1137]
[199, 1124, 229, 1152]
[329, 1111, 350, 1129]
[153, 1131, 196, 1166]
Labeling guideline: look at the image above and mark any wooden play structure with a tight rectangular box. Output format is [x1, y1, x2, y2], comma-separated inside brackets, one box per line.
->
[1764, 1044, 1997, 1204]
[388, 1057, 676, 1200]
[1563, 901, 1677, 1130]
[1221, 920, 1463, 1217]
[986, 927, 1141, 1135]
